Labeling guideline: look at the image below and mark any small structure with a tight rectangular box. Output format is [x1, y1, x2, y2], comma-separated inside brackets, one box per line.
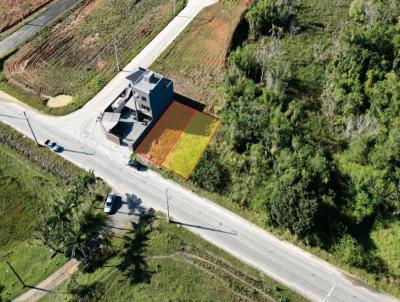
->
[100, 67, 174, 149]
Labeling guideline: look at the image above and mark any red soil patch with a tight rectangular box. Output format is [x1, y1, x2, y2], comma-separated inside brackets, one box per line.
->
[0, 0, 54, 33]
[135, 101, 195, 164]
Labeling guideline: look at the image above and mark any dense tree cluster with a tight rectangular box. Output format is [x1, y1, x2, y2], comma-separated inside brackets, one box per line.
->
[194, 0, 400, 259]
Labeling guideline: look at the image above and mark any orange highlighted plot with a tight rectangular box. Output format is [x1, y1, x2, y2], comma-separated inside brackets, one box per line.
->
[163, 112, 219, 178]
[135, 101, 195, 164]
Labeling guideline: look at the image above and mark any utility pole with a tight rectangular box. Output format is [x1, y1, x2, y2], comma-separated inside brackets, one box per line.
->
[172, 0, 176, 14]
[15, 0, 24, 22]
[23, 111, 40, 146]
[6, 260, 26, 288]
[113, 38, 120, 72]
[165, 188, 170, 222]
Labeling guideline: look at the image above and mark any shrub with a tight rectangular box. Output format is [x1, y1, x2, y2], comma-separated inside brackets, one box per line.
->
[334, 235, 364, 267]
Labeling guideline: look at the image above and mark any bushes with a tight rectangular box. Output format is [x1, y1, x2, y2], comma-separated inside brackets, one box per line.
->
[334, 235, 364, 267]
[191, 150, 228, 193]
[246, 0, 295, 37]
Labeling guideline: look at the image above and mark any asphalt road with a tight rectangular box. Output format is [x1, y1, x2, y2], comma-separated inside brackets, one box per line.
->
[0, 1, 398, 301]
[0, 0, 79, 58]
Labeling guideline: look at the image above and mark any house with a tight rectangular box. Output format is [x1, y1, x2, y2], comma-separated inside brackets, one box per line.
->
[100, 67, 174, 149]
[125, 67, 174, 122]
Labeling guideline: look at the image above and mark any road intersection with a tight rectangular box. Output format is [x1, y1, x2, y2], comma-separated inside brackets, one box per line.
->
[0, 1, 398, 301]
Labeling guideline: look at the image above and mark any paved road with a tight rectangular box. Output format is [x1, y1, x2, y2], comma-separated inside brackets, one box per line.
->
[0, 0, 79, 58]
[0, 1, 398, 301]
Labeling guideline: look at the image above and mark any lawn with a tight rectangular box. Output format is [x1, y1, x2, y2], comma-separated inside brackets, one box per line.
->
[163, 112, 219, 178]
[0, 122, 107, 301]
[39, 216, 307, 302]
[1, 0, 186, 115]
[135, 101, 194, 164]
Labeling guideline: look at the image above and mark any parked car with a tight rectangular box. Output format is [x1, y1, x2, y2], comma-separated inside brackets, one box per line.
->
[104, 193, 116, 213]
[127, 159, 142, 170]
[44, 139, 63, 152]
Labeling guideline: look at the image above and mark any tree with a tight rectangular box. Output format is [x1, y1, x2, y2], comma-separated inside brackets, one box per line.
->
[34, 172, 111, 269]
[246, 0, 295, 38]
[265, 146, 334, 237]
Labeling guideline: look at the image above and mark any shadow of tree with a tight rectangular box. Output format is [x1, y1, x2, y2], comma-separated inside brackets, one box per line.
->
[117, 213, 155, 284]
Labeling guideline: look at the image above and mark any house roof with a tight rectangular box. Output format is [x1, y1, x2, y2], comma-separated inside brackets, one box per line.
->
[127, 67, 171, 94]
[101, 112, 121, 132]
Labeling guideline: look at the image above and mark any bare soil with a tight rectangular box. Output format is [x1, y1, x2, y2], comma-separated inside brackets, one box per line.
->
[46, 94, 73, 107]
[0, 0, 54, 32]
[151, 0, 251, 114]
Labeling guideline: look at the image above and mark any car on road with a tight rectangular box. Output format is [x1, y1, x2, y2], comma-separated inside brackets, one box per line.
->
[127, 159, 142, 170]
[104, 193, 116, 213]
[44, 139, 63, 152]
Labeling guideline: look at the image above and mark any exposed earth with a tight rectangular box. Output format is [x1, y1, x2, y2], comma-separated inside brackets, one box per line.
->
[0, 0, 53, 32]
[46, 94, 73, 107]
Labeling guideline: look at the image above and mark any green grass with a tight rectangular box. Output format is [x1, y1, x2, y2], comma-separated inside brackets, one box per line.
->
[1, 0, 186, 116]
[0, 122, 107, 300]
[163, 112, 219, 178]
[39, 216, 307, 302]
[370, 219, 400, 277]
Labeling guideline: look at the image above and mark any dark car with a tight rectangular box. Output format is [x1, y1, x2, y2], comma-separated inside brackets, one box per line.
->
[44, 139, 62, 152]
[127, 159, 141, 170]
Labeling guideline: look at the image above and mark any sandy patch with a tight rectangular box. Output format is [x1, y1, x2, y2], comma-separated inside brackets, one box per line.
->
[47, 94, 73, 107]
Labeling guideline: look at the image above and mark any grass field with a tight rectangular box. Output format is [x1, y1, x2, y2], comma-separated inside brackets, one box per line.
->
[1, 0, 186, 115]
[163, 112, 219, 178]
[39, 216, 307, 302]
[0, 122, 107, 301]
[135, 102, 194, 164]
[151, 0, 250, 114]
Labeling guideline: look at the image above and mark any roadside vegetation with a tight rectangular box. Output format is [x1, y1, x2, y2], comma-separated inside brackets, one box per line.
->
[152, 0, 400, 297]
[0, 122, 108, 301]
[0, 0, 186, 115]
[39, 214, 306, 302]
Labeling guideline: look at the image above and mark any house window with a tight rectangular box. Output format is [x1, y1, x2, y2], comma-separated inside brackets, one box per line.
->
[141, 104, 150, 111]
[141, 96, 146, 102]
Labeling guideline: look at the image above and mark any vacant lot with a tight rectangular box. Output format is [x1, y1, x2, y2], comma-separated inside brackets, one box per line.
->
[0, 122, 106, 300]
[0, 0, 53, 32]
[39, 216, 306, 302]
[151, 0, 250, 114]
[2, 0, 186, 115]
[136, 101, 194, 164]
[136, 101, 218, 178]
[164, 112, 219, 178]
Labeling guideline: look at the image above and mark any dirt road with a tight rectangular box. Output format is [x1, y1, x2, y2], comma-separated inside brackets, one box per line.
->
[14, 259, 79, 302]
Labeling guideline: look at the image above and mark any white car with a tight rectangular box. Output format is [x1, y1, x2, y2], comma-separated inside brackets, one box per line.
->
[104, 194, 116, 213]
